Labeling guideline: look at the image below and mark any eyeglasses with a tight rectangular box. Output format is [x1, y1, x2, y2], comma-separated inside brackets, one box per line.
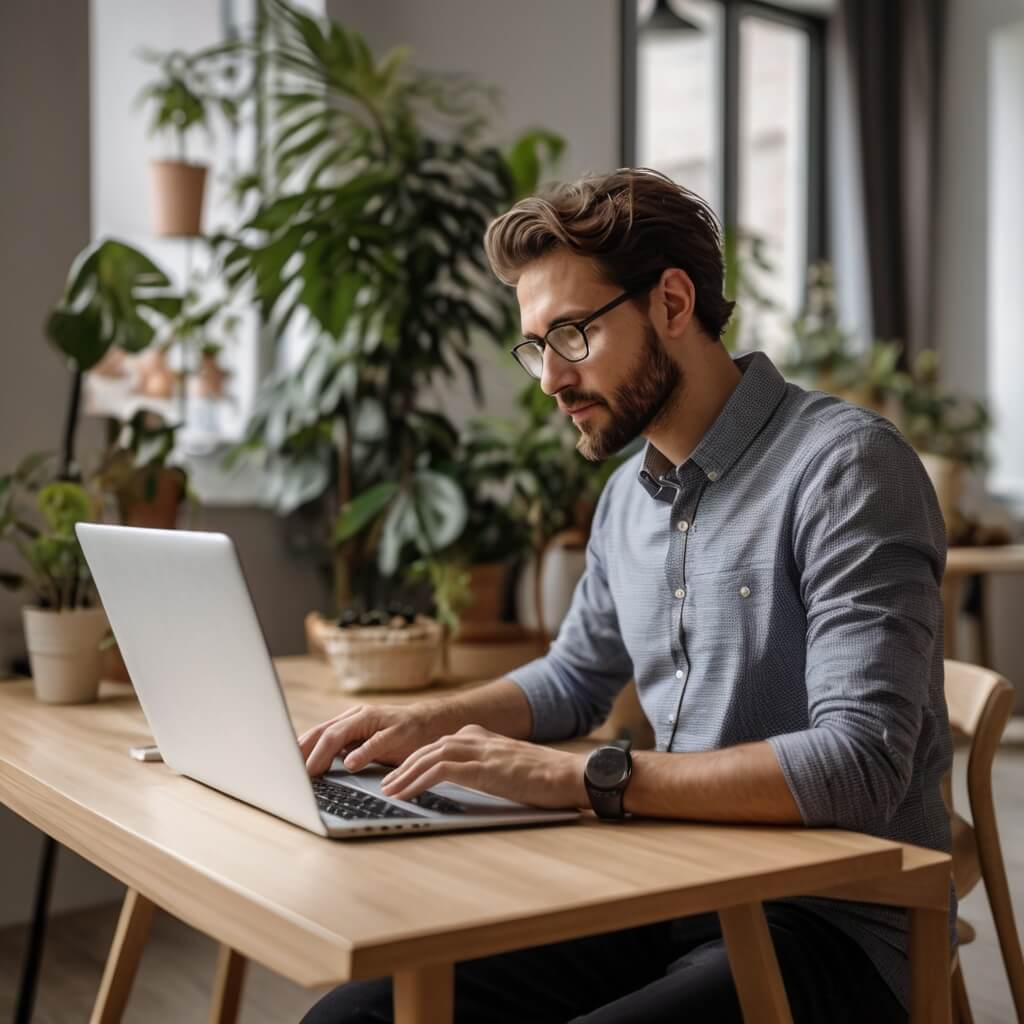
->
[511, 290, 639, 379]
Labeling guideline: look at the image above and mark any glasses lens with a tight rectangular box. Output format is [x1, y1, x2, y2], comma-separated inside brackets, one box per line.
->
[514, 343, 544, 378]
[547, 324, 588, 361]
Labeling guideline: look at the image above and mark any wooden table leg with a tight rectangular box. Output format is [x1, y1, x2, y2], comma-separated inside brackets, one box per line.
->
[941, 575, 963, 660]
[719, 902, 794, 1024]
[90, 888, 156, 1024]
[910, 905, 952, 1023]
[393, 963, 454, 1024]
[208, 945, 247, 1024]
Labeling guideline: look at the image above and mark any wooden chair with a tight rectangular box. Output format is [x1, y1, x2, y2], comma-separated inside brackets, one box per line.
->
[944, 658, 1024, 1024]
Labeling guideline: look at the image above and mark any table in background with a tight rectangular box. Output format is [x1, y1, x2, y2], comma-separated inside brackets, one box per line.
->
[942, 545, 1024, 663]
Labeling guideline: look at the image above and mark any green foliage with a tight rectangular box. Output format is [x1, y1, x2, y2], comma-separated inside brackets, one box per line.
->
[722, 227, 779, 353]
[780, 261, 860, 383]
[898, 351, 991, 468]
[216, 1, 564, 609]
[0, 454, 97, 611]
[138, 43, 247, 157]
[454, 385, 632, 561]
[407, 557, 472, 634]
[45, 239, 182, 373]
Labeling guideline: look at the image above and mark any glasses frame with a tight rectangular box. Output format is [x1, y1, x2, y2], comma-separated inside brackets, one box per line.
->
[511, 289, 641, 379]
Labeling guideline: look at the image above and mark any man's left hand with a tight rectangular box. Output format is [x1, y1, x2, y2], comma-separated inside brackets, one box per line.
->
[379, 724, 588, 809]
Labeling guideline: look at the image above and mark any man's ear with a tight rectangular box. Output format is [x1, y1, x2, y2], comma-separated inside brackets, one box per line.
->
[655, 268, 697, 338]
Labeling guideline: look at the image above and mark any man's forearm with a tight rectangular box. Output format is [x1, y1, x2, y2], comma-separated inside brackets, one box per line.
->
[623, 741, 803, 823]
[423, 677, 534, 741]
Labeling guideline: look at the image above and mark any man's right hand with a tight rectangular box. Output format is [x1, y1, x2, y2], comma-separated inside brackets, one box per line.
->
[298, 701, 457, 777]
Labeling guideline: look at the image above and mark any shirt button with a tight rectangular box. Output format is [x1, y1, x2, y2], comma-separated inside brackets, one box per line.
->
[740, 585, 751, 598]
[677, 520, 689, 533]
[674, 587, 686, 599]
[707, 470, 719, 481]
[667, 715, 676, 725]
[675, 669, 684, 679]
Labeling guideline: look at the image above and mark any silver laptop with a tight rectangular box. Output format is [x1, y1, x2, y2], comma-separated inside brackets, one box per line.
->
[77, 523, 580, 838]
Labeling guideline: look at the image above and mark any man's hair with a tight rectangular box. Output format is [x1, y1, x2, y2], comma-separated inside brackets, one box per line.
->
[484, 168, 735, 340]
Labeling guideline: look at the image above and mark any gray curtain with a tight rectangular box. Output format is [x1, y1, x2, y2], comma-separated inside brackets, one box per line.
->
[839, 0, 946, 364]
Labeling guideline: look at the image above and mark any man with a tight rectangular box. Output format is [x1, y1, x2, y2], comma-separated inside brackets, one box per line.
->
[301, 169, 952, 1023]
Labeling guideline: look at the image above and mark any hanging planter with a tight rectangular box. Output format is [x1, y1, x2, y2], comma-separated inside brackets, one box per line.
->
[148, 159, 207, 237]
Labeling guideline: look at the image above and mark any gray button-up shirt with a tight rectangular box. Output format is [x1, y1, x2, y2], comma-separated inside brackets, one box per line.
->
[509, 350, 953, 1010]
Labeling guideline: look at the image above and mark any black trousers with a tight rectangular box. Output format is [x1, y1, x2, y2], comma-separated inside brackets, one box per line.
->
[300, 901, 908, 1024]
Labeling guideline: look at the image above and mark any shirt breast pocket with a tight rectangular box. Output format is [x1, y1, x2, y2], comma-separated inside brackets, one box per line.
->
[689, 564, 803, 677]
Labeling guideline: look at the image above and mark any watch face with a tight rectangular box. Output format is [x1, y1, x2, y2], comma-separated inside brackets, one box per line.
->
[587, 746, 628, 790]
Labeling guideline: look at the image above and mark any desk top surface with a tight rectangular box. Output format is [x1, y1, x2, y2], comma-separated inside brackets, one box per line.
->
[0, 658, 905, 986]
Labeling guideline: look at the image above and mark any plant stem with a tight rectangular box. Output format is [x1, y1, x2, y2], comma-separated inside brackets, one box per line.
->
[60, 368, 83, 482]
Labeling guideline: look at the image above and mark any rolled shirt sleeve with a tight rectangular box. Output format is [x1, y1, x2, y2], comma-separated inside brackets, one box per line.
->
[766, 425, 947, 831]
[508, 474, 635, 742]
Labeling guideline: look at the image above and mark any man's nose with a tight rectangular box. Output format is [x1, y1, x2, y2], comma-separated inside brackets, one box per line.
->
[539, 346, 580, 397]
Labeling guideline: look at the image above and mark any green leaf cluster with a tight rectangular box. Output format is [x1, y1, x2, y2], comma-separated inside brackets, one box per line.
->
[137, 42, 249, 157]
[0, 454, 98, 611]
[45, 239, 183, 373]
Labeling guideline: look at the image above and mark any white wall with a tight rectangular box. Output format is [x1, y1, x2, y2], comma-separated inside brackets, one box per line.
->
[935, 0, 1024, 704]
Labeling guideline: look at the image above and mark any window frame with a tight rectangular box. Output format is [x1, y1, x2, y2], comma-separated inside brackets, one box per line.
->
[619, 0, 828, 266]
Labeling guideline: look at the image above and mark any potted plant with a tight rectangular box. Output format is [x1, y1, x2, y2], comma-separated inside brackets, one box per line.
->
[215, 2, 562, 682]
[46, 238, 183, 475]
[137, 43, 244, 236]
[0, 455, 108, 703]
[896, 349, 991, 529]
[98, 412, 187, 529]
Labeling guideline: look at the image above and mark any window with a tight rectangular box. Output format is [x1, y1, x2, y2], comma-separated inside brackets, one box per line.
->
[622, 0, 826, 356]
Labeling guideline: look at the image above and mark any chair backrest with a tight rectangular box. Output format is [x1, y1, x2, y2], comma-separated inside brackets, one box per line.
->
[944, 659, 1014, 749]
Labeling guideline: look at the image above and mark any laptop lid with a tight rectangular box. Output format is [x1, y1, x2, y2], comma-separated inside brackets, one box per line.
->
[77, 523, 327, 836]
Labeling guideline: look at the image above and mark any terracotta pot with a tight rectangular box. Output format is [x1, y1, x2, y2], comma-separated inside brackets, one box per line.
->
[918, 453, 964, 533]
[192, 354, 228, 399]
[148, 159, 207, 237]
[136, 348, 178, 399]
[118, 467, 185, 529]
[22, 606, 109, 704]
[460, 562, 508, 625]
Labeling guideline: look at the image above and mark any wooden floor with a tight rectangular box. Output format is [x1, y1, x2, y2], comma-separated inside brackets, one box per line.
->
[2, 740, 1024, 1023]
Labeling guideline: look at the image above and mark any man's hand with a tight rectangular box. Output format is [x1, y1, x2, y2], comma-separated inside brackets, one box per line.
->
[379, 724, 588, 809]
[299, 702, 459, 777]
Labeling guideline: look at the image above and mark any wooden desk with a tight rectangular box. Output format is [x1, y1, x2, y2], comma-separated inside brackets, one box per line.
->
[0, 660, 952, 1024]
[942, 544, 1024, 661]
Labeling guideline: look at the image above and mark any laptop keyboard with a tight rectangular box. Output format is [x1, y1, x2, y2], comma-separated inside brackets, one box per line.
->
[312, 778, 468, 821]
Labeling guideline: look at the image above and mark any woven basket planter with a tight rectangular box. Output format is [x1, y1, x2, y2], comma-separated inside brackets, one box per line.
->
[319, 615, 443, 693]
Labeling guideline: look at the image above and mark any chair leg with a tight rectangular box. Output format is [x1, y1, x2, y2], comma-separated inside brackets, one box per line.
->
[90, 888, 156, 1024]
[208, 944, 247, 1024]
[973, 796, 1024, 1021]
[951, 960, 974, 1024]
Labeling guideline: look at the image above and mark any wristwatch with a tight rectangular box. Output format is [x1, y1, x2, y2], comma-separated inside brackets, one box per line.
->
[584, 742, 633, 819]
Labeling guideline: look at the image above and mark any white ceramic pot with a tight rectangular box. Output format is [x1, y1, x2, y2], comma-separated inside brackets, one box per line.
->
[515, 533, 588, 637]
[22, 606, 109, 704]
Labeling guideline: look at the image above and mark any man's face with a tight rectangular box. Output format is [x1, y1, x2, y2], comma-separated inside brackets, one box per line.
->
[516, 250, 682, 461]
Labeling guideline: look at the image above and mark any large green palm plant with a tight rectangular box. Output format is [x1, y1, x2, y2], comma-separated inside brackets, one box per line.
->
[220, 1, 560, 609]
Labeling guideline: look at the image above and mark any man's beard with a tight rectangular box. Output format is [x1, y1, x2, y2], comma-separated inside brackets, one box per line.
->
[563, 324, 682, 461]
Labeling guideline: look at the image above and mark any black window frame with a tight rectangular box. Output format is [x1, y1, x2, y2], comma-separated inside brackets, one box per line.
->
[620, 0, 828, 266]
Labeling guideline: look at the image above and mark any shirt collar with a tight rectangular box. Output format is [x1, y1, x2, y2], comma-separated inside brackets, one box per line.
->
[637, 351, 789, 501]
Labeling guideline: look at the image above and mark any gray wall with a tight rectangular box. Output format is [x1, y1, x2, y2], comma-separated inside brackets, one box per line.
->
[0, 1, 126, 930]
